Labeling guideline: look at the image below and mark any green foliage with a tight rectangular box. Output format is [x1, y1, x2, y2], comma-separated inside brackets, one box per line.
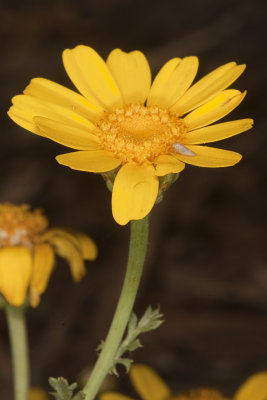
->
[48, 377, 85, 400]
[99, 306, 164, 376]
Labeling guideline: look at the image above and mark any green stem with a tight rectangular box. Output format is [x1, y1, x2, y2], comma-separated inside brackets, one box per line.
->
[5, 304, 29, 400]
[83, 215, 150, 400]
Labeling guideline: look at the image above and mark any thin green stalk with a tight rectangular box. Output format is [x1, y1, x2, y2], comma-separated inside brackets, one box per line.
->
[5, 304, 29, 400]
[83, 215, 150, 400]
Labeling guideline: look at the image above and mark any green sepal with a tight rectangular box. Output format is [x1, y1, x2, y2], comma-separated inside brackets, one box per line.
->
[48, 377, 85, 400]
[156, 172, 180, 204]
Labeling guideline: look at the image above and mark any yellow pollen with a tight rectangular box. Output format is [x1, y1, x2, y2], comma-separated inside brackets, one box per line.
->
[95, 104, 186, 163]
[0, 204, 48, 248]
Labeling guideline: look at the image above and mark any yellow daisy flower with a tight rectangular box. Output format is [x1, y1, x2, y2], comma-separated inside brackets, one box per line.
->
[0, 203, 97, 307]
[8, 45, 253, 225]
[100, 364, 267, 400]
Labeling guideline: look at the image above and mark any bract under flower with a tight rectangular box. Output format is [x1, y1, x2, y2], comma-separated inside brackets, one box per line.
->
[8, 46, 253, 225]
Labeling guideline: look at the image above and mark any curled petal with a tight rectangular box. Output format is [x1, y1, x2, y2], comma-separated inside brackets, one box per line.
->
[70, 232, 98, 260]
[107, 49, 151, 104]
[48, 235, 86, 282]
[112, 164, 159, 225]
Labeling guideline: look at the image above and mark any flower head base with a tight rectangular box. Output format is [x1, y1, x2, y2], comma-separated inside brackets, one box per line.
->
[0, 203, 97, 307]
[8, 46, 253, 225]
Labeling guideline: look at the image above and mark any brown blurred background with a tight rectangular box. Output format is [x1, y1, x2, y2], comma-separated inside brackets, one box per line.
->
[0, 0, 267, 398]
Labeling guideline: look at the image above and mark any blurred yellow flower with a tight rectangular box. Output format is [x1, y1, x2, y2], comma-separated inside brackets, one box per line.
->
[8, 45, 253, 225]
[0, 203, 97, 307]
[29, 387, 49, 400]
[100, 364, 267, 400]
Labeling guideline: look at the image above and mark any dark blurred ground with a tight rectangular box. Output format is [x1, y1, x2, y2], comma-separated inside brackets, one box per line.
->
[0, 0, 267, 398]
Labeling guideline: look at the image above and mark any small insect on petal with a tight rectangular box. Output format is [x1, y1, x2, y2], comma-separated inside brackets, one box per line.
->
[172, 142, 196, 156]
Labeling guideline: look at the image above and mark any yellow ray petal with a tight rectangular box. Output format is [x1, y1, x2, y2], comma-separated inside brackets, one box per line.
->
[183, 119, 253, 145]
[56, 150, 121, 172]
[112, 164, 159, 225]
[0, 246, 32, 306]
[44, 228, 97, 261]
[107, 49, 151, 104]
[184, 90, 246, 130]
[173, 145, 242, 167]
[70, 232, 98, 260]
[147, 56, 199, 108]
[154, 154, 185, 176]
[48, 235, 86, 282]
[101, 394, 135, 400]
[30, 244, 55, 307]
[234, 372, 267, 400]
[29, 387, 49, 400]
[33, 116, 100, 150]
[171, 62, 246, 114]
[130, 364, 171, 400]
[24, 77, 103, 120]
[63, 45, 123, 110]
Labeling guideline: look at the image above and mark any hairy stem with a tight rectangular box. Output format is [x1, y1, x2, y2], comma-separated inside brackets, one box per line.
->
[83, 215, 150, 400]
[5, 304, 29, 400]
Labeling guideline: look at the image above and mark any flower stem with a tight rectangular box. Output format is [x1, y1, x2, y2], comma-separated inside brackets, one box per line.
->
[5, 304, 29, 400]
[83, 215, 150, 400]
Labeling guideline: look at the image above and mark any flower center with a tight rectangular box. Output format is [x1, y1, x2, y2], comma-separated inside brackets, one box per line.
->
[0, 204, 48, 248]
[95, 104, 186, 164]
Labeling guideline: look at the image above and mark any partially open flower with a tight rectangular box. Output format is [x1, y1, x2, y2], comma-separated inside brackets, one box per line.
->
[0, 203, 97, 307]
[101, 364, 267, 400]
[8, 46, 253, 224]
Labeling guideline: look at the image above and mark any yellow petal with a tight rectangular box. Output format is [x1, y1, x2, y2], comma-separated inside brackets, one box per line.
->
[101, 394, 135, 400]
[147, 56, 199, 108]
[107, 49, 151, 104]
[56, 150, 121, 173]
[184, 90, 246, 130]
[44, 228, 97, 261]
[48, 235, 86, 282]
[154, 154, 185, 176]
[173, 145, 242, 167]
[63, 45, 123, 110]
[71, 232, 98, 260]
[130, 364, 171, 400]
[171, 62, 246, 114]
[234, 372, 267, 400]
[112, 164, 159, 225]
[24, 77, 103, 120]
[30, 244, 55, 307]
[0, 247, 32, 306]
[33, 116, 100, 150]
[183, 119, 254, 145]
[29, 387, 49, 400]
